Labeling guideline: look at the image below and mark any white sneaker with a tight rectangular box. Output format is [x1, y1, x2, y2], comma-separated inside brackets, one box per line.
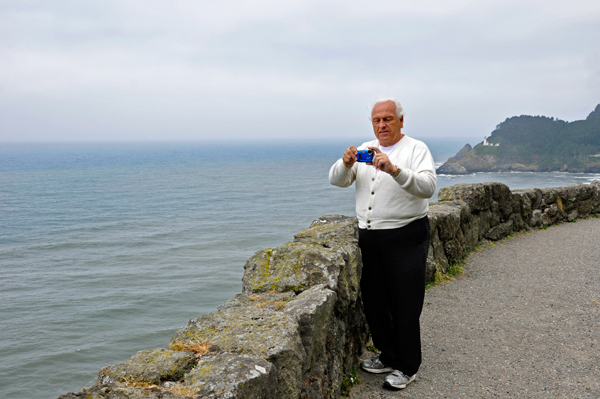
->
[360, 356, 393, 374]
[384, 370, 416, 389]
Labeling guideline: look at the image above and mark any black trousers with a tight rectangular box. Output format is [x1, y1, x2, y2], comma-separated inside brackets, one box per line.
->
[359, 217, 430, 376]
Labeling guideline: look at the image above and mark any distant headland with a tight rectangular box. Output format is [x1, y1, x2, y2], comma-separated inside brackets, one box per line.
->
[437, 104, 600, 174]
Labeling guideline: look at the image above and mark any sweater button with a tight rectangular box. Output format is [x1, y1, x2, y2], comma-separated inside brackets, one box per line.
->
[371, 192, 374, 195]
[368, 207, 372, 210]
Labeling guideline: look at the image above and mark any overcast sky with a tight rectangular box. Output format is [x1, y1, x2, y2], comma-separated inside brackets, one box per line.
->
[1, 0, 599, 143]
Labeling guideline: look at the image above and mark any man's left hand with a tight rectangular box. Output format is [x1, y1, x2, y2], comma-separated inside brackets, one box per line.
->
[368, 146, 399, 176]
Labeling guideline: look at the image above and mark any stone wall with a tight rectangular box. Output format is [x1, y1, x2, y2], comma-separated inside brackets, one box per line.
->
[59, 181, 600, 399]
[429, 180, 600, 282]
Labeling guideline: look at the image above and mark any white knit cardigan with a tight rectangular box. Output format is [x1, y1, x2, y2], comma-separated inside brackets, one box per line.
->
[329, 135, 437, 230]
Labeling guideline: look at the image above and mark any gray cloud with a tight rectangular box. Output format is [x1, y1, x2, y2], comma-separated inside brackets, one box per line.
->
[1, 0, 599, 142]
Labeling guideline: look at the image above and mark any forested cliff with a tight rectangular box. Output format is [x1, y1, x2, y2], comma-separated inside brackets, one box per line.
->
[437, 104, 600, 174]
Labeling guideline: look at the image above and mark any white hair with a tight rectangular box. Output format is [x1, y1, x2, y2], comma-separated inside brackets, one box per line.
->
[369, 98, 405, 120]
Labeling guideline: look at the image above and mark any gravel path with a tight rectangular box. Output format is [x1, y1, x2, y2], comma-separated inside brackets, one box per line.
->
[347, 218, 600, 398]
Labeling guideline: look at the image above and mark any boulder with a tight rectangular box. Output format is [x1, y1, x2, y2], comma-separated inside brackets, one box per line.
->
[484, 220, 513, 241]
[244, 215, 362, 312]
[490, 183, 519, 221]
[436, 157, 468, 175]
[530, 209, 543, 227]
[184, 353, 276, 398]
[490, 201, 502, 228]
[443, 227, 466, 265]
[425, 244, 438, 282]
[283, 285, 337, 371]
[294, 215, 362, 310]
[591, 180, 600, 213]
[242, 242, 345, 295]
[428, 201, 470, 265]
[461, 212, 479, 250]
[429, 229, 448, 274]
[438, 183, 494, 213]
[478, 210, 493, 240]
[542, 204, 560, 225]
[509, 213, 525, 232]
[428, 202, 463, 242]
[294, 215, 358, 247]
[171, 301, 305, 399]
[296, 293, 368, 398]
[539, 187, 558, 205]
[553, 184, 595, 217]
[58, 384, 188, 399]
[97, 349, 196, 386]
[512, 189, 537, 226]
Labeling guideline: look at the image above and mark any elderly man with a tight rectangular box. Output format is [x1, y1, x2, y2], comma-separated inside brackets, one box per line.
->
[329, 98, 436, 390]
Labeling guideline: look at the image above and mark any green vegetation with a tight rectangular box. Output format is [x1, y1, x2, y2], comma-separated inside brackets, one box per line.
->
[340, 367, 361, 397]
[473, 104, 600, 172]
[426, 260, 465, 289]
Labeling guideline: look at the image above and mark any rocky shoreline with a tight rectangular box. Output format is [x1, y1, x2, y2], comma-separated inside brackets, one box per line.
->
[437, 143, 600, 174]
[436, 143, 541, 174]
[59, 180, 600, 398]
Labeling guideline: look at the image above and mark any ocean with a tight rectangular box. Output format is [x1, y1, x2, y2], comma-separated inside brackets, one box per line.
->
[2, 140, 599, 399]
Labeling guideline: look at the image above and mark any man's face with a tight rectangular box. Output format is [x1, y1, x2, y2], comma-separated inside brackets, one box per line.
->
[371, 101, 403, 147]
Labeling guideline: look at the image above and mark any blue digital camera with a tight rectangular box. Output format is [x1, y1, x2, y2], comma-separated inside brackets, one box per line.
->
[356, 149, 374, 163]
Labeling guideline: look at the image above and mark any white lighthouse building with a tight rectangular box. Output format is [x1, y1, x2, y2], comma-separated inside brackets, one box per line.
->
[483, 136, 500, 146]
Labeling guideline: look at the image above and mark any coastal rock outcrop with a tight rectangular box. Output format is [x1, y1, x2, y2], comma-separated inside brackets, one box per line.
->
[97, 349, 197, 386]
[436, 150, 499, 174]
[59, 182, 600, 399]
[437, 103, 600, 174]
[435, 157, 468, 174]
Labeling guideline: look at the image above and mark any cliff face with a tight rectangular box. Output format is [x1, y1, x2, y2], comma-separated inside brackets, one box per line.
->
[437, 103, 600, 174]
[59, 181, 600, 399]
[437, 145, 499, 174]
[436, 146, 543, 174]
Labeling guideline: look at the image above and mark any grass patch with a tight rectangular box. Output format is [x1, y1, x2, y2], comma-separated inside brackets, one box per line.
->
[340, 367, 360, 397]
[120, 378, 158, 388]
[426, 260, 465, 289]
[168, 385, 198, 398]
[121, 380, 199, 398]
[247, 293, 293, 311]
[169, 339, 211, 356]
[366, 343, 378, 352]
[470, 243, 487, 252]
[447, 260, 465, 276]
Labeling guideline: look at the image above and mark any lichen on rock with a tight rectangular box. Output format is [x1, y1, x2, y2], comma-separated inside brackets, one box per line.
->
[97, 348, 197, 386]
[184, 352, 276, 398]
[59, 182, 600, 399]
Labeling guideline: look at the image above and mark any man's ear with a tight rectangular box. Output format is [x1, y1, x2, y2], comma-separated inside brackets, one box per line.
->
[400, 116, 404, 127]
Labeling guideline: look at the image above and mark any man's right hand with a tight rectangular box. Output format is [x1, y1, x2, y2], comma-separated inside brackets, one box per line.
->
[343, 146, 358, 168]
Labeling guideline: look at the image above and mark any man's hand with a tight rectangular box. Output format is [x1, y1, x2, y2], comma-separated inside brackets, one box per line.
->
[343, 145, 358, 168]
[368, 146, 399, 176]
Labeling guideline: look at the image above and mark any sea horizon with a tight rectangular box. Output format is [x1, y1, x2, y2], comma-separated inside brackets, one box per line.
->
[2, 140, 600, 399]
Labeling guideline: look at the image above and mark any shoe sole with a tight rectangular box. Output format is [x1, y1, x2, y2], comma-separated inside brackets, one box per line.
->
[361, 365, 393, 374]
[384, 374, 416, 389]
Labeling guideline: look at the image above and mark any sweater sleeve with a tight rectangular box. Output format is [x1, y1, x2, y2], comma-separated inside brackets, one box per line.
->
[329, 158, 357, 188]
[393, 143, 437, 199]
